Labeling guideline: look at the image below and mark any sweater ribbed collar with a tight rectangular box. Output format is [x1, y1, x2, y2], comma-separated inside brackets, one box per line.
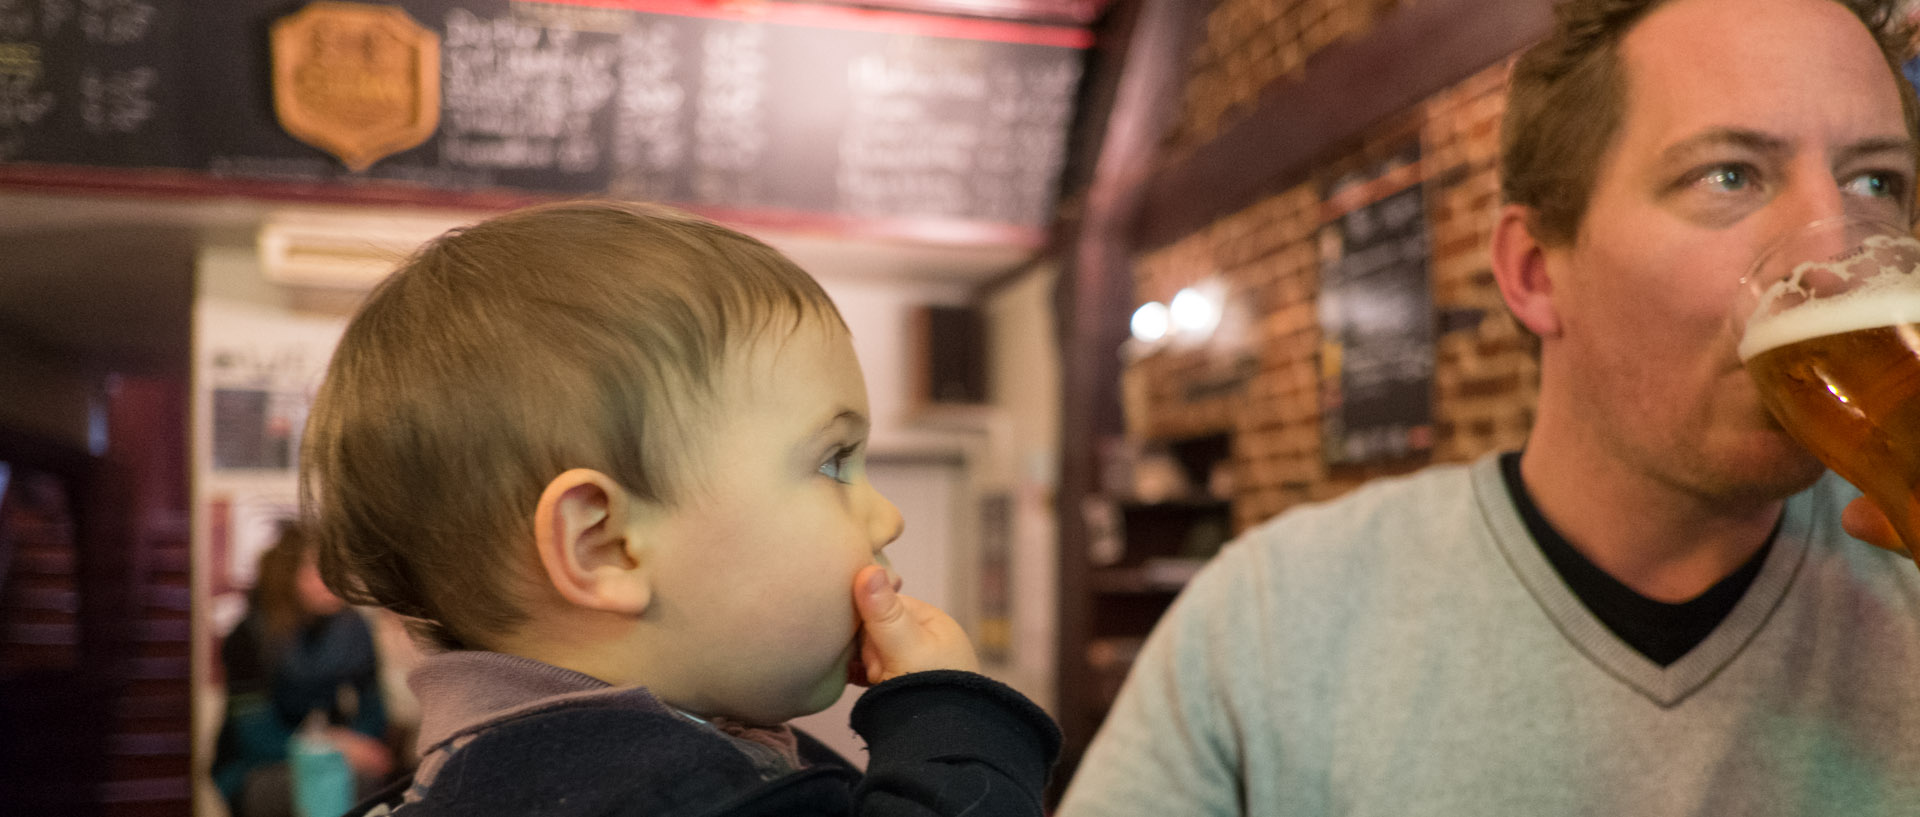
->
[1471, 453, 1814, 707]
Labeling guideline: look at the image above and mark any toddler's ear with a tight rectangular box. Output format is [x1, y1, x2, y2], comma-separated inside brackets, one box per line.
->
[533, 469, 653, 616]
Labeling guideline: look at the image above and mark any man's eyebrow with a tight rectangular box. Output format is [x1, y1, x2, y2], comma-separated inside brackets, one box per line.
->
[1657, 128, 1792, 166]
[1835, 136, 1918, 167]
[1656, 130, 1916, 169]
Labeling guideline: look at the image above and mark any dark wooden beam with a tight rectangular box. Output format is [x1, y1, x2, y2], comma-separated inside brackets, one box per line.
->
[1133, 0, 1553, 250]
[1050, 0, 1209, 799]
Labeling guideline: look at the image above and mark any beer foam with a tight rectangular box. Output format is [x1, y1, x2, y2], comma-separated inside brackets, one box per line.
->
[1738, 234, 1920, 360]
[1739, 277, 1920, 360]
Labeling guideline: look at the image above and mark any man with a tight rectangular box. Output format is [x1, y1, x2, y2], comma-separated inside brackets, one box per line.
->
[1058, 0, 1920, 814]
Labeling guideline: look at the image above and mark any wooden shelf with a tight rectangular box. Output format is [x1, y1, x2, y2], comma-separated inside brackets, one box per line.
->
[1117, 496, 1230, 510]
[1089, 557, 1205, 594]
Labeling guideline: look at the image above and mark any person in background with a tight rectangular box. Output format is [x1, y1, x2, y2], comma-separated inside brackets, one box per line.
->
[1058, 0, 1920, 814]
[213, 523, 393, 817]
[301, 201, 1059, 816]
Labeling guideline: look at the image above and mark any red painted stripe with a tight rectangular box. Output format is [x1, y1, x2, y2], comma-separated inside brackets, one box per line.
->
[0, 162, 538, 212]
[522, 0, 1092, 48]
[685, 201, 1045, 246]
[0, 163, 1047, 247]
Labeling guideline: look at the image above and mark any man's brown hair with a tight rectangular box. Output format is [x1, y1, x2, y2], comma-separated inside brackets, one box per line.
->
[1500, 0, 1920, 246]
[301, 201, 845, 651]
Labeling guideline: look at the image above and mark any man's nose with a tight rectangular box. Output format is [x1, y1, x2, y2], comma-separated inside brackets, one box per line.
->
[1758, 172, 1854, 263]
[1779, 172, 1852, 234]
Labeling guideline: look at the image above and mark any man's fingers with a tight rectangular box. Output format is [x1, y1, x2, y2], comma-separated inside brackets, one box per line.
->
[1843, 496, 1910, 554]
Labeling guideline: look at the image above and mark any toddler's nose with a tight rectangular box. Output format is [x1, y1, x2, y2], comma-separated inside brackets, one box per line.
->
[872, 490, 904, 550]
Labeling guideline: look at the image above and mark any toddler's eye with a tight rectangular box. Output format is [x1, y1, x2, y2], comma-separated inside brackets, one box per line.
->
[818, 446, 858, 484]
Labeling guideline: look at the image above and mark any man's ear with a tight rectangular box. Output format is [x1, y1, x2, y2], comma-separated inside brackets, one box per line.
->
[533, 469, 652, 616]
[1490, 204, 1563, 338]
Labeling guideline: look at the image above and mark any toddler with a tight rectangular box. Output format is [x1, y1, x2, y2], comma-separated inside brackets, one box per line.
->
[301, 201, 1060, 816]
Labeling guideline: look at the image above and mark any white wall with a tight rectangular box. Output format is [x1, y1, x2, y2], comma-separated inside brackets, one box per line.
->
[787, 265, 1063, 760]
[982, 264, 1061, 712]
[191, 240, 353, 817]
[816, 275, 974, 453]
[821, 269, 1060, 709]
[193, 243, 350, 632]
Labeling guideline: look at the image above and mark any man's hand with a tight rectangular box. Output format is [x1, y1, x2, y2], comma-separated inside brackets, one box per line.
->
[1843, 497, 1910, 555]
[849, 564, 979, 685]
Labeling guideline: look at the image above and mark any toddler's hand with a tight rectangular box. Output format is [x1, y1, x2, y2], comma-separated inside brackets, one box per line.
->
[1843, 496, 1910, 555]
[850, 564, 978, 685]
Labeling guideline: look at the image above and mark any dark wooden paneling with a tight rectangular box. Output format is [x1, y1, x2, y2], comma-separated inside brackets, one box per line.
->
[1050, 0, 1210, 800]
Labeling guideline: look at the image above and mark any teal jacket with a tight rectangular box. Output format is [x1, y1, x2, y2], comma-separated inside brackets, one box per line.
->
[212, 609, 387, 803]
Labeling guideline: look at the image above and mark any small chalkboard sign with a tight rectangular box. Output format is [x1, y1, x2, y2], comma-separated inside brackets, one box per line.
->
[1316, 146, 1436, 466]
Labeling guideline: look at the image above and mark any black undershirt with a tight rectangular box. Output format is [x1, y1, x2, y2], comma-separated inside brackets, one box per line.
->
[1497, 452, 1776, 666]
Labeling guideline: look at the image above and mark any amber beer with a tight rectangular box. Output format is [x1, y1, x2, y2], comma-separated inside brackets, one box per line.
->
[1740, 289, 1920, 551]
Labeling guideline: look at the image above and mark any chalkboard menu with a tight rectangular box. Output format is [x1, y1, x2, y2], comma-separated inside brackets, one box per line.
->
[0, 0, 1086, 232]
[1316, 148, 1435, 465]
[0, 0, 185, 168]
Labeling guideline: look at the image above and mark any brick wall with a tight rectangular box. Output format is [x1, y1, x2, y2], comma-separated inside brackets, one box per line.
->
[1423, 65, 1539, 465]
[1125, 58, 1537, 532]
[1168, 0, 1405, 154]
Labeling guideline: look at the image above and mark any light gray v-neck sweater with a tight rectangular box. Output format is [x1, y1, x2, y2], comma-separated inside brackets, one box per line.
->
[1059, 454, 1920, 817]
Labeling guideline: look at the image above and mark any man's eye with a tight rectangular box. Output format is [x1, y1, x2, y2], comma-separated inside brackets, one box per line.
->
[1699, 164, 1754, 192]
[1843, 171, 1907, 200]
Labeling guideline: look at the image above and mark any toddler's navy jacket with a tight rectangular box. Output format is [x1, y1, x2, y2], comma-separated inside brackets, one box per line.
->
[351, 670, 1060, 817]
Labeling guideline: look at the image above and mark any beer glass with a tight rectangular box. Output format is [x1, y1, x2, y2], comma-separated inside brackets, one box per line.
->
[1734, 216, 1920, 561]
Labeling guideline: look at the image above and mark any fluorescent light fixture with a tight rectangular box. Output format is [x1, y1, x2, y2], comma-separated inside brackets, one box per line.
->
[257, 209, 475, 289]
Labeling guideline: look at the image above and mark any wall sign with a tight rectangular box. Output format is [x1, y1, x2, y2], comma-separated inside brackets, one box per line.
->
[270, 1, 441, 172]
[1316, 146, 1435, 465]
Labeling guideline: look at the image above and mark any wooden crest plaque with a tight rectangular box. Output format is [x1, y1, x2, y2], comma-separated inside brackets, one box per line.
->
[271, 2, 440, 172]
